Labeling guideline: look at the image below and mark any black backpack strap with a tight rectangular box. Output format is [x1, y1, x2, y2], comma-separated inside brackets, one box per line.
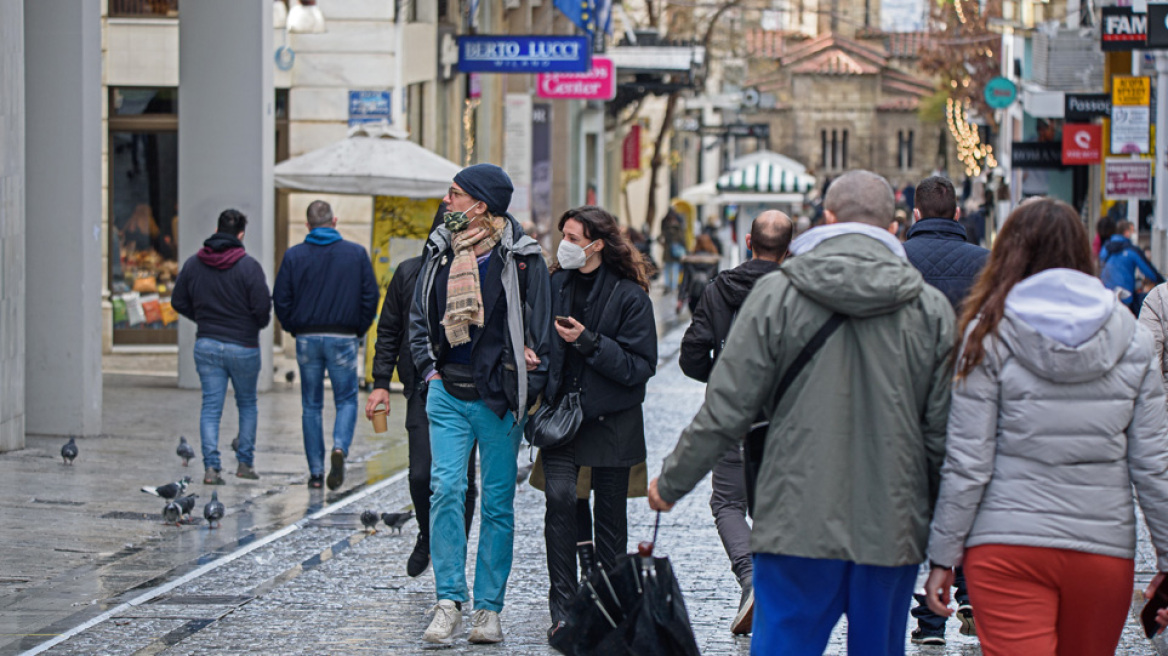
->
[772, 312, 848, 406]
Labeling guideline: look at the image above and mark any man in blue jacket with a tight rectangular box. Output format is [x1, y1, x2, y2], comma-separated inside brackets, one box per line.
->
[172, 209, 271, 485]
[903, 176, 987, 645]
[1101, 219, 1164, 313]
[273, 200, 379, 490]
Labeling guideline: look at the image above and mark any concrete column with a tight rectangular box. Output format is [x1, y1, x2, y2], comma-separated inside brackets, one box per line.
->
[1154, 52, 1168, 273]
[178, 0, 274, 391]
[24, 0, 103, 437]
[0, 0, 26, 451]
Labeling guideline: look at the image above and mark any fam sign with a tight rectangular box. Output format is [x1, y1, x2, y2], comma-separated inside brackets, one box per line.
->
[458, 35, 591, 73]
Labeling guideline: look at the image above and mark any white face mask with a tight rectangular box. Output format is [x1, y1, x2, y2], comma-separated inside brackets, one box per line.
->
[557, 239, 598, 270]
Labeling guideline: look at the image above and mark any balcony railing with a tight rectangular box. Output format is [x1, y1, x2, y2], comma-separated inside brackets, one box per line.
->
[109, 0, 178, 19]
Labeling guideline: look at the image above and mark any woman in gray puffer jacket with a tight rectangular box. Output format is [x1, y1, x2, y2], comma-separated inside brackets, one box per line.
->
[923, 198, 1168, 656]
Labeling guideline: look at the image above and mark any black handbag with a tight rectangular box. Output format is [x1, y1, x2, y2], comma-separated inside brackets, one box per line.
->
[529, 391, 583, 449]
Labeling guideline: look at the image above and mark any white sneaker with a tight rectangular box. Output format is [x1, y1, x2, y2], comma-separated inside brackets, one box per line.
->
[423, 600, 462, 644]
[467, 609, 504, 644]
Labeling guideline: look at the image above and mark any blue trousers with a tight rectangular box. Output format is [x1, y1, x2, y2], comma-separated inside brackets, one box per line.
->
[295, 335, 358, 476]
[193, 338, 261, 470]
[753, 553, 917, 656]
[426, 380, 524, 612]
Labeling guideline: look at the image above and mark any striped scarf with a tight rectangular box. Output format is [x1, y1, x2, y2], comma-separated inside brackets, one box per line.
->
[443, 215, 505, 347]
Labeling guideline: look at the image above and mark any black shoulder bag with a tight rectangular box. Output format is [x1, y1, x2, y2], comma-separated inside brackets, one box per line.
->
[744, 312, 847, 515]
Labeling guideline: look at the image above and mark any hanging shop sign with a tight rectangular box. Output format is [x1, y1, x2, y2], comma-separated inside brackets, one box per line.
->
[458, 35, 591, 73]
[1065, 93, 1111, 121]
[983, 77, 1017, 109]
[622, 125, 641, 171]
[1113, 76, 1152, 106]
[1148, 4, 1168, 48]
[1111, 106, 1151, 154]
[1101, 6, 1147, 51]
[537, 57, 616, 100]
[1062, 124, 1103, 165]
[1011, 141, 1063, 169]
[1105, 158, 1153, 199]
[348, 90, 392, 126]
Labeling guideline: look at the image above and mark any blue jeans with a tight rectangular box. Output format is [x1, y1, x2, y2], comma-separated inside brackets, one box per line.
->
[296, 335, 359, 476]
[426, 380, 524, 612]
[193, 338, 261, 470]
[663, 260, 681, 292]
[753, 553, 917, 656]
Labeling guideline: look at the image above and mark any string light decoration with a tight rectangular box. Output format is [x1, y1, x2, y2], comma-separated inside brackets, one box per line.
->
[946, 96, 996, 176]
[462, 98, 480, 167]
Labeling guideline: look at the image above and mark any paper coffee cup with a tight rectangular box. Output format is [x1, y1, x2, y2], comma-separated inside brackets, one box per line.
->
[371, 406, 388, 433]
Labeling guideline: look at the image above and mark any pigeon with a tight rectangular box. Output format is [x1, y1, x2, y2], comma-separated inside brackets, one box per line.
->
[60, 437, 78, 465]
[175, 494, 199, 520]
[162, 500, 182, 525]
[204, 491, 225, 529]
[285, 370, 296, 383]
[361, 510, 380, 534]
[141, 476, 192, 500]
[380, 511, 415, 535]
[176, 436, 195, 467]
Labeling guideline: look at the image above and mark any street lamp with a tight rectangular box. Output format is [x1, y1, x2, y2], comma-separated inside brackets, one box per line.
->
[287, 0, 326, 34]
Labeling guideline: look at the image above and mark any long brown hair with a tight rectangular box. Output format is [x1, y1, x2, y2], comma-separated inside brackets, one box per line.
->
[551, 206, 651, 291]
[955, 197, 1094, 379]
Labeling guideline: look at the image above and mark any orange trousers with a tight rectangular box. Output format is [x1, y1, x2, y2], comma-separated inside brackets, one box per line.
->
[964, 544, 1134, 656]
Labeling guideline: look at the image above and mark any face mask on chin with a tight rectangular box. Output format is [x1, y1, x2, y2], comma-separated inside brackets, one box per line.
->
[443, 209, 475, 233]
[557, 239, 598, 270]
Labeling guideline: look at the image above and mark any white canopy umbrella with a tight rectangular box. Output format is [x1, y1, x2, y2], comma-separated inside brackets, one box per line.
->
[273, 131, 462, 199]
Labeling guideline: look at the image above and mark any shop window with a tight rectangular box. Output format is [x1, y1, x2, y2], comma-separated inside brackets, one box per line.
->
[108, 87, 179, 346]
[109, 0, 178, 18]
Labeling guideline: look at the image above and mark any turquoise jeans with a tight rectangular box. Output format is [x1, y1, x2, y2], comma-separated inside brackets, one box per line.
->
[426, 380, 524, 612]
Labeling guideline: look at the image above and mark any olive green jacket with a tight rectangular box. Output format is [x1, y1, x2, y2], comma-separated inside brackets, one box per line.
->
[658, 233, 955, 567]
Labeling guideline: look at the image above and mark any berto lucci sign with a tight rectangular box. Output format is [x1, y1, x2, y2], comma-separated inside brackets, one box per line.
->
[458, 35, 591, 73]
[537, 57, 616, 100]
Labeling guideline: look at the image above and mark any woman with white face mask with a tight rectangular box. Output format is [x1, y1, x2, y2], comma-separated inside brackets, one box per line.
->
[540, 206, 658, 641]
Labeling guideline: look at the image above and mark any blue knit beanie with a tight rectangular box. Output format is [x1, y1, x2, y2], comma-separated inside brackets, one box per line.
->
[453, 164, 514, 216]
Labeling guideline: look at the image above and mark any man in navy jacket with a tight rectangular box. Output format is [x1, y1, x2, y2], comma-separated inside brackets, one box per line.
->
[902, 176, 987, 645]
[273, 200, 378, 490]
[172, 209, 271, 485]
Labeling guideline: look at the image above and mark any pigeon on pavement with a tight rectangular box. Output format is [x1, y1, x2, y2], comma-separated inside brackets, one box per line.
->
[176, 436, 196, 467]
[162, 500, 182, 525]
[361, 510, 380, 534]
[60, 437, 78, 465]
[175, 494, 199, 520]
[204, 491, 225, 529]
[142, 476, 192, 500]
[380, 511, 415, 535]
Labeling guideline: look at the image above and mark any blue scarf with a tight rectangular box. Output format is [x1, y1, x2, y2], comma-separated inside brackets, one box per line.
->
[305, 227, 342, 245]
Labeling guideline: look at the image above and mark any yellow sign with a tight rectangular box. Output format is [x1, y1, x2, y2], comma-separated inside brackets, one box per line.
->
[1113, 76, 1151, 106]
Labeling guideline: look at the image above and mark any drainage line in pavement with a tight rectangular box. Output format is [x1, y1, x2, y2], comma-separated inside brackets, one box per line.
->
[18, 469, 408, 656]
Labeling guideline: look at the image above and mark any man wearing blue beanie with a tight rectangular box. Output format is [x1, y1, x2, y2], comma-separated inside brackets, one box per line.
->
[410, 163, 552, 645]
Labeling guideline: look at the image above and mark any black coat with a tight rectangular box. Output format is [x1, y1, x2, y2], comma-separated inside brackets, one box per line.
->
[171, 234, 271, 348]
[679, 258, 780, 383]
[272, 236, 379, 336]
[544, 266, 657, 467]
[903, 218, 989, 313]
[371, 256, 422, 397]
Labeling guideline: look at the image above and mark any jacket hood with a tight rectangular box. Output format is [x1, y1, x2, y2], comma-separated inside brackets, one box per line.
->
[714, 258, 781, 308]
[305, 226, 342, 246]
[197, 233, 246, 270]
[1000, 268, 1131, 382]
[782, 233, 923, 318]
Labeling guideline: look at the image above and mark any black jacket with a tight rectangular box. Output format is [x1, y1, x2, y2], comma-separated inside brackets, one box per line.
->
[544, 266, 657, 467]
[410, 217, 552, 419]
[679, 258, 780, 383]
[171, 233, 271, 348]
[371, 256, 423, 396]
[272, 233, 379, 336]
[903, 218, 989, 312]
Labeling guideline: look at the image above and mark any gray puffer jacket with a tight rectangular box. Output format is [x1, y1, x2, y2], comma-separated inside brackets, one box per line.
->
[1139, 283, 1168, 391]
[928, 268, 1168, 571]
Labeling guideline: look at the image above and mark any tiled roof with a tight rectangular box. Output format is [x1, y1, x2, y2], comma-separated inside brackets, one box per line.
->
[789, 50, 882, 75]
[885, 32, 931, 58]
[877, 97, 920, 110]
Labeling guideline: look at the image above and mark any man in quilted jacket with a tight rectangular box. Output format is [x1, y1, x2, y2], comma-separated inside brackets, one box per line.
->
[902, 176, 988, 644]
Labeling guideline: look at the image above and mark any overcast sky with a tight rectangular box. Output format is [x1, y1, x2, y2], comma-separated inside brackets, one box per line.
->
[881, 0, 927, 31]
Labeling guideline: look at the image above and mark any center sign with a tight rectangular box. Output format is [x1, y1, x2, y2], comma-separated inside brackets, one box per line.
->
[537, 57, 616, 100]
[458, 35, 591, 73]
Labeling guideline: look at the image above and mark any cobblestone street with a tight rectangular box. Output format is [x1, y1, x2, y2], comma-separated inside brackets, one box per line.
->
[4, 326, 1163, 655]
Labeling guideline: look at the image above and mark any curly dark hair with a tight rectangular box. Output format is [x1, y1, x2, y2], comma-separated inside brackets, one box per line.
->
[551, 206, 650, 291]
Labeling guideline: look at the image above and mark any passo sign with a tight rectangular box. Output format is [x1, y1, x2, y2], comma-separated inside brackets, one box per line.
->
[537, 57, 616, 100]
[1062, 124, 1102, 165]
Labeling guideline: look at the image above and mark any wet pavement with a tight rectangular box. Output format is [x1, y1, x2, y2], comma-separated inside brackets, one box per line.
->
[2, 298, 1164, 654]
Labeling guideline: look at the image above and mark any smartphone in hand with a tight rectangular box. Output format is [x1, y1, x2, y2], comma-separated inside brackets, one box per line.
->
[555, 316, 574, 328]
[1142, 575, 1168, 639]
